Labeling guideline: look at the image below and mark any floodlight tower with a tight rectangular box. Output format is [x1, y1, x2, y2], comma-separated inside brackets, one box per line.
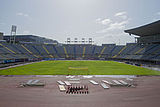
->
[82, 38, 85, 44]
[89, 38, 93, 44]
[10, 25, 17, 44]
[66, 38, 71, 44]
[74, 38, 78, 44]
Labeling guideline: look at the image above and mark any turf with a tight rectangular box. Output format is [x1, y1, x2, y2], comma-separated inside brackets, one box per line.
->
[0, 60, 159, 75]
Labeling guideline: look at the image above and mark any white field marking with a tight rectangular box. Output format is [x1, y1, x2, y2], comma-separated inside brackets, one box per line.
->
[26, 80, 33, 85]
[59, 85, 66, 92]
[112, 80, 122, 85]
[64, 81, 71, 86]
[102, 80, 113, 85]
[100, 83, 109, 89]
[31, 80, 40, 84]
[57, 81, 65, 85]
[89, 80, 99, 85]
[118, 80, 128, 85]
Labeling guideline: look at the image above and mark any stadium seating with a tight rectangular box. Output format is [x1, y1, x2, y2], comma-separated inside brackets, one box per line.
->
[0, 42, 160, 63]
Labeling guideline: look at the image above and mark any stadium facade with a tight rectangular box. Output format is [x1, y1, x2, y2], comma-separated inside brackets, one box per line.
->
[0, 20, 160, 65]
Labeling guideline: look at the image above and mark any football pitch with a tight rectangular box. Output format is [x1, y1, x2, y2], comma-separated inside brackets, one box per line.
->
[0, 60, 159, 75]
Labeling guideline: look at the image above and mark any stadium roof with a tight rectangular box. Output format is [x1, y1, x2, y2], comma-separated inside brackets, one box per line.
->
[124, 20, 160, 36]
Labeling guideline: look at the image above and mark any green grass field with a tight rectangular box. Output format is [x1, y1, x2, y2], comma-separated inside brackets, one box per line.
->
[0, 60, 160, 75]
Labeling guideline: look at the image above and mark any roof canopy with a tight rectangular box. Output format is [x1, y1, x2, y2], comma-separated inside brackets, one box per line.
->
[124, 20, 160, 36]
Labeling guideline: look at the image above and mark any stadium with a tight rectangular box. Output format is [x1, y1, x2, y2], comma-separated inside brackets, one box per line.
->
[0, 0, 160, 106]
[0, 20, 160, 107]
[0, 20, 160, 75]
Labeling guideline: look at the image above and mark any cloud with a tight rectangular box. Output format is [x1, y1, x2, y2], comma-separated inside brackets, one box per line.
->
[95, 18, 112, 25]
[95, 11, 132, 45]
[17, 12, 29, 17]
[94, 31, 135, 45]
[17, 13, 23, 16]
[108, 20, 128, 30]
[101, 19, 112, 25]
[96, 20, 129, 33]
[96, 11, 130, 34]
[115, 11, 127, 20]
[16, 12, 32, 20]
[94, 11, 133, 45]
[95, 18, 101, 22]
[115, 11, 126, 16]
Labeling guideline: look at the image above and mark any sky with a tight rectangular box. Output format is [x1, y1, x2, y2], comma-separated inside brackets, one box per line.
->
[0, 0, 160, 45]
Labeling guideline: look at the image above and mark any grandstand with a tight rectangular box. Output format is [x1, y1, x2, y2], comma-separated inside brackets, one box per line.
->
[0, 20, 160, 65]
